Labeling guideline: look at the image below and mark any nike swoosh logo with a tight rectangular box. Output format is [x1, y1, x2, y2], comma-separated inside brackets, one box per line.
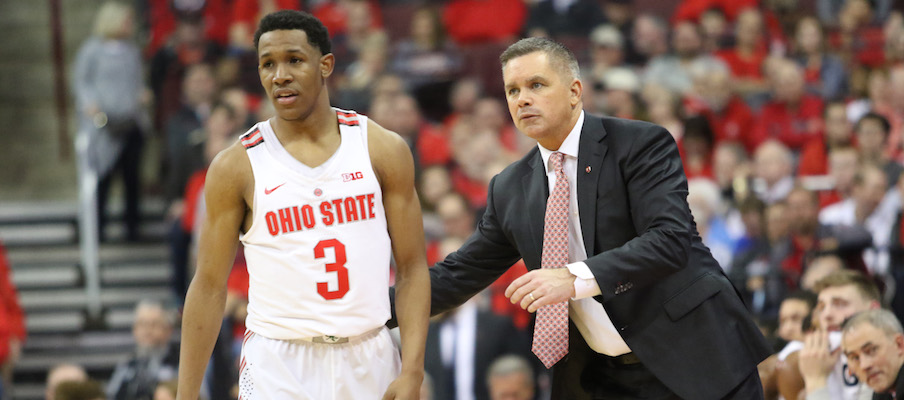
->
[264, 183, 286, 195]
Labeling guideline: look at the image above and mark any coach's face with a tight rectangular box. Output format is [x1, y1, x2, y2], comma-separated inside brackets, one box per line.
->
[503, 51, 582, 150]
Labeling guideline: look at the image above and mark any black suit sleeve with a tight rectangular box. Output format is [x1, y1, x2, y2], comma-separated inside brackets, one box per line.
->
[585, 125, 693, 299]
[428, 175, 524, 315]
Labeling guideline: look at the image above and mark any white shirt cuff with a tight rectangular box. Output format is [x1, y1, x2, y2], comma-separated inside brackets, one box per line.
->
[566, 262, 602, 299]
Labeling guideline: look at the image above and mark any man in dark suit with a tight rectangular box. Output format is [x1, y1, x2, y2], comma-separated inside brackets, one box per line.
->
[393, 37, 771, 399]
[424, 296, 533, 400]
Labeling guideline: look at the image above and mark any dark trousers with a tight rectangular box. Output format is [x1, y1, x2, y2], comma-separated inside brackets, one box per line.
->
[582, 354, 763, 400]
[97, 126, 143, 242]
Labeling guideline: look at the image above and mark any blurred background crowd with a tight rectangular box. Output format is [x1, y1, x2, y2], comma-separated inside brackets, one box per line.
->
[4, 0, 904, 398]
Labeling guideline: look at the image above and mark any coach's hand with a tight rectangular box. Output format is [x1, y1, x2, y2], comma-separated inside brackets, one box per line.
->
[382, 369, 423, 400]
[506, 268, 576, 313]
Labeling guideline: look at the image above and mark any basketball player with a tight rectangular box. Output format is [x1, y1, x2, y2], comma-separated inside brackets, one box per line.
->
[176, 10, 430, 400]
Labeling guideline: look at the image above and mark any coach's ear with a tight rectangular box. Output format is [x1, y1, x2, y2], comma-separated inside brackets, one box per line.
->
[570, 78, 582, 109]
[320, 53, 335, 79]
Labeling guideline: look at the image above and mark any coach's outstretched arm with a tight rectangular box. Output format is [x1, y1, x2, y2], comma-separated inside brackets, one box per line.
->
[369, 121, 431, 400]
[176, 143, 249, 400]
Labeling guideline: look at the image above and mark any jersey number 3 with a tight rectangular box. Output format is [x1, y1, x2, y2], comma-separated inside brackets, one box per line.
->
[315, 239, 349, 300]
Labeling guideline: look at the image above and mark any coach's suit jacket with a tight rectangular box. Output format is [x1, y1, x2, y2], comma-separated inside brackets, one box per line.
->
[393, 114, 772, 399]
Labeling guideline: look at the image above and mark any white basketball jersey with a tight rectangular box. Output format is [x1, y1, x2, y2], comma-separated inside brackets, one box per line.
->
[239, 108, 392, 340]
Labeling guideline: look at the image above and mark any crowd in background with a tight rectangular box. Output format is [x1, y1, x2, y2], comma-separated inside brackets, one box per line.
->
[49, 0, 904, 398]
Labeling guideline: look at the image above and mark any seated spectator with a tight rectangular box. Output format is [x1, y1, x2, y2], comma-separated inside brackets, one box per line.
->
[799, 102, 854, 177]
[644, 20, 720, 95]
[752, 60, 825, 152]
[820, 163, 896, 276]
[45, 364, 87, 400]
[586, 24, 628, 85]
[55, 380, 105, 400]
[487, 355, 535, 400]
[856, 112, 904, 188]
[107, 300, 179, 400]
[680, 115, 715, 179]
[769, 291, 818, 400]
[792, 17, 848, 102]
[786, 186, 874, 284]
[699, 7, 732, 53]
[827, 0, 887, 69]
[715, 8, 769, 97]
[334, 32, 390, 113]
[690, 61, 757, 152]
[753, 140, 795, 204]
[819, 146, 860, 208]
[841, 309, 904, 398]
[730, 200, 792, 318]
[712, 142, 751, 206]
[641, 83, 685, 142]
[799, 269, 881, 399]
[688, 178, 739, 271]
[627, 14, 670, 67]
[442, 77, 482, 132]
[595, 67, 641, 119]
[817, 0, 893, 28]
[390, 5, 462, 122]
[801, 254, 845, 291]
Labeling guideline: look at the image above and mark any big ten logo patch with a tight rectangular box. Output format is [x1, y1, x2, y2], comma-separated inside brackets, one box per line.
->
[342, 172, 364, 182]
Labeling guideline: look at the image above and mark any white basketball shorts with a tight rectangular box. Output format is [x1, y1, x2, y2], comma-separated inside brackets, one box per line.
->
[238, 327, 401, 400]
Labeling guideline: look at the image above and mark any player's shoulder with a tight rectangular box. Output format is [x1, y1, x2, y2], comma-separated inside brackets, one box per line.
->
[365, 117, 411, 159]
[207, 139, 252, 190]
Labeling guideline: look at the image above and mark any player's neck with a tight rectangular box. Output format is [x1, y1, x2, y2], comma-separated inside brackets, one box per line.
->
[271, 99, 338, 142]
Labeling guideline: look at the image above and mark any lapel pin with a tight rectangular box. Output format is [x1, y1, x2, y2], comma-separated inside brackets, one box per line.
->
[585, 166, 591, 173]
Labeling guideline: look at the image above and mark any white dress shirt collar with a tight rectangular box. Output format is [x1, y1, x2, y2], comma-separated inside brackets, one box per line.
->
[538, 111, 584, 171]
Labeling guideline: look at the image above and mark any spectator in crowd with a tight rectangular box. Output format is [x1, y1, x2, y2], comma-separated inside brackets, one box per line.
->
[390, 5, 462, 122]
[730, 200, 792, 318]
[793, 16, 848, 101]
[699, 7, 731, 53]
[818, 0, 893, 28]
[442, 0, 526, 45]
[689, 178, 741, 271]
[486, 355, 536, 400]
[752, 60, 825, 151]
[163, 62, 218, 209]
[443, 77, 483, 131]
[753, 140, 795, 204]
[644, 20, 719, 95]
[771, 291, 818, 400]
[830, 0, 887, 69]
[819, 146, 861, 208]
[680, 115, 716, 179]
[799, 102, 854, 177]
[691, 61, 758, 152]
[595, 67, 641, 119]
[799, 269, 880, 400]
[820, 164, 896, 276]
[712, 142, 752, 205]
[149, 14, 223, 130]
[72, 0, 148, 243]
[627, 14, 670, 66]
[586, 25, 627, 85]
[786, 186, 873, 284]
[641, 83, 684, 142]
[334, 32, 390, 112]
[716, 8, 769, 97]
[855, 112, 903, 188]
[45, 364, 87, 400]
[801, 254, 846, 291]
[55, 380, 106, 400]
[841, 309, 904, 399]
[423, 293, 532, 400]
[107, 300, 179, 400]
[847, 68, 892, 126]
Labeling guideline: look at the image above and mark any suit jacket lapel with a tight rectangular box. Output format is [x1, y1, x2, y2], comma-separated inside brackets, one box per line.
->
[576, 115, 608, 255]
[523, 150, 548, 264]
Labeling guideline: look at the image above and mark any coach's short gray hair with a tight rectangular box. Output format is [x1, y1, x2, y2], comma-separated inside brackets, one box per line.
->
[843, 309, 904, 338]
[487, 355, 534, 385]
[500, 37, 580, 82]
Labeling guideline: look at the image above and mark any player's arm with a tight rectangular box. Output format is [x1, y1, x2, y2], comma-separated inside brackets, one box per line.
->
[176, 143, 250, 400]
[369, 121, 430, 400]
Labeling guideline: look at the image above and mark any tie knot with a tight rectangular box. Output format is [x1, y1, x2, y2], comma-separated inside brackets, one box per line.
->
[551, 151, 565, 173]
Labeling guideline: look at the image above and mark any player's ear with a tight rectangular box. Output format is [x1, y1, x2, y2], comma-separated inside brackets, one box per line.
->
[320, 53, 335, 79]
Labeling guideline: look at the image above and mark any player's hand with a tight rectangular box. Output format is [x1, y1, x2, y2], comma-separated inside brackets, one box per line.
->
[382, 370, 423, 400]
[505, 268, 576, 313]
[799, 330, 840, 392]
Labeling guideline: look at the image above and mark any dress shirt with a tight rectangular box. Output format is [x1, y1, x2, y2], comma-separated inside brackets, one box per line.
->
[537, 111, 631, 356]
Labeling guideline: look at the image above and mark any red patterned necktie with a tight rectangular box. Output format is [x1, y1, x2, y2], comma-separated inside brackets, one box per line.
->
[532, 151, 570, 369]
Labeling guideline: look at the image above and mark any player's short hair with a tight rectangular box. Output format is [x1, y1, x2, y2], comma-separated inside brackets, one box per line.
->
[500, 37, 580, 82]
[814, 270, 881, 303]
[254, 10, 332, 55]
[843, 308, 904, 337]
